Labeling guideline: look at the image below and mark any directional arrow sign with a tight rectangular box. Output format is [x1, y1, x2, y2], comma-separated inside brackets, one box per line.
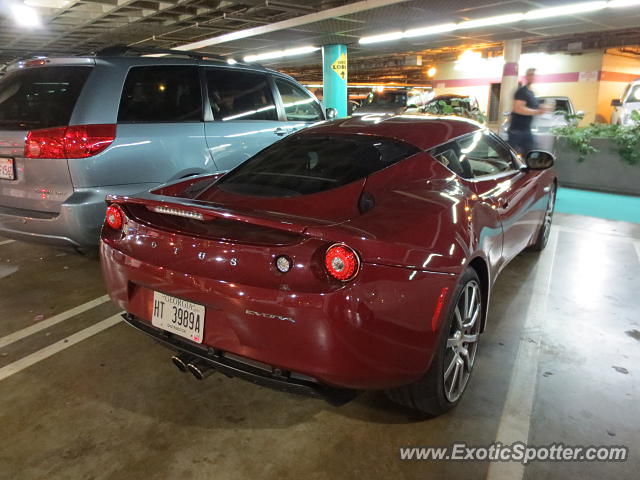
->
[331, 52, 347, 80]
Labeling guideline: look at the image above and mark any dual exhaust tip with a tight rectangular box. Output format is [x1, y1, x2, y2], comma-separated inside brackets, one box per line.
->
[171, 354, 214, 380]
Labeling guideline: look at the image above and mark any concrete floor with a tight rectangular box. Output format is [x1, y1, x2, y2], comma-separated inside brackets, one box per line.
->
[0, 212, 638, 480]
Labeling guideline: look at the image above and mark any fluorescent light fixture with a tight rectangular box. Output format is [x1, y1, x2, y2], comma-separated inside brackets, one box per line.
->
[358, 0, 637, 45]
[11, 4, 41, 27]
[243, 45, 319, 63]
[458, 13, 525, 29]
[24, 0, 69, 7]
[359, 31, 403, 44]
[404, 23, 457, 38]
[525, 1, 606, 20]
[608, 0, 640, 7]
[226, 58, 237, 65]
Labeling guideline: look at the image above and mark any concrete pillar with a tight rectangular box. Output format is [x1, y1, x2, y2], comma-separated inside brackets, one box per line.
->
[498, 39, 522, 119]
[322, 44, 348, 118]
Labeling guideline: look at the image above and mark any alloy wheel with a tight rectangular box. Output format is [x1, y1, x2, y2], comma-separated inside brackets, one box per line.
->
[443, 280, 482, 403]
[542, 187, 556, 244]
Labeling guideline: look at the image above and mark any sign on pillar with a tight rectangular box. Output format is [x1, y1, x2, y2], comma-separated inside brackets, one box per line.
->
[322, 44, 348, 118]
[332, 52, 347, 80]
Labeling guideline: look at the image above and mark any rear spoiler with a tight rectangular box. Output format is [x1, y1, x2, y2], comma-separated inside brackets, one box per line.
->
[106, 193, 336, 235]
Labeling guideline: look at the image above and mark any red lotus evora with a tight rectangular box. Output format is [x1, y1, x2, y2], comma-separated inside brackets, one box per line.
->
[100, 115, 556, 415]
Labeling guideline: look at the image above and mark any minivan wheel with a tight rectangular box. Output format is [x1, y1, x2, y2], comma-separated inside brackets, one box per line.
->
[385, 268, 482, 416]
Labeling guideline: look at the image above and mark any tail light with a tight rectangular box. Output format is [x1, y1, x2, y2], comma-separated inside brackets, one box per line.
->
[105, 204, 124, 230]
[25, 124, 116, 159]
[325, 244, 360, 281]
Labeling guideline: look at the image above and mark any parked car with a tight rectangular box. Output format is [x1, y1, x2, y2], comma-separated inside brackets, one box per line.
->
[422, 94, 485, 123]
[0, 47, 326, 249]
[499, 96, 581, 152]
[352, 87, 433, 116]
[100, 115, 556, 415]
[499, 96, 580, 139]
[611, 79, 640, 125]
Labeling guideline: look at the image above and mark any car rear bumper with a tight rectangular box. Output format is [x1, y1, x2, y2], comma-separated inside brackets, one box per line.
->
[122, 313, 359, 405]
[0, 183, 158, 248]
[101, 240, 459, 390]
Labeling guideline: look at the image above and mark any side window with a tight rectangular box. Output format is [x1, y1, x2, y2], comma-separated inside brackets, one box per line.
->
[205, 69, 277, 121]
[457, 132, 515, 178]
[274, 78, 323, 122]
[432, 141, 473, 179]
[118, 66, 201, 123]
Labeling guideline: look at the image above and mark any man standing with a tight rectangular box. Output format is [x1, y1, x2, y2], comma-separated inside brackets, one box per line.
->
[507, 68, 547, 155]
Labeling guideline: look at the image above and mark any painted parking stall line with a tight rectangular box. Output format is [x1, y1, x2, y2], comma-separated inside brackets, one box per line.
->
[0, 240, 15, 246]
[486, 227, 559, 480]
[0, 295, 111, 349]
[0, 313, 122, 382]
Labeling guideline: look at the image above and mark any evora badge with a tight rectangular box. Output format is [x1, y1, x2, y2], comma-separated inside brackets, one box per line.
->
[245, 309, 295, 324]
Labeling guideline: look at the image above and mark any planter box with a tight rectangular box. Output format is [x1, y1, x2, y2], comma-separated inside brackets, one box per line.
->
[553, 137, 640, 195]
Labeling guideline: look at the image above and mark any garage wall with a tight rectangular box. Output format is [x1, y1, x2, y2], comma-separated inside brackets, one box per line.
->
[432, 51, 604, 124]
[597, 52, 640, 123]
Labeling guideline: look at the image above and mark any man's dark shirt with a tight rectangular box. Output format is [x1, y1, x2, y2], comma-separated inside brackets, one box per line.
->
[510, 85, 539, 132]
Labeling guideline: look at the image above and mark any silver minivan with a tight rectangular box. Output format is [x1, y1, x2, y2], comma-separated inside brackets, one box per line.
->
[0, 49, 326, 249]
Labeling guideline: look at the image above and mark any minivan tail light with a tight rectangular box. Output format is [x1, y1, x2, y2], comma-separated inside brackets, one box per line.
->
[325, 244, 360, 282]
[25, 124, 116, 159]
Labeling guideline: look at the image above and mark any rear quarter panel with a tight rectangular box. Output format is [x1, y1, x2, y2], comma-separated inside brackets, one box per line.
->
[306, 153, 499, 277]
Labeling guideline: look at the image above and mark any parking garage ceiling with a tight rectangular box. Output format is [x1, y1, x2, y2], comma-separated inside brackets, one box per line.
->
[1, 0, 640, 69]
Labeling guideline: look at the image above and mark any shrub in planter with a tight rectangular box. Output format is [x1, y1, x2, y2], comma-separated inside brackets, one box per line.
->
[552, 110, 640, 165]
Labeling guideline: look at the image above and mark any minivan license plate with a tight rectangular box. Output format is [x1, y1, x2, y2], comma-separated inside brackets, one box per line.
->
[0, 157, 15, 180]
[151, 291, 205, 344]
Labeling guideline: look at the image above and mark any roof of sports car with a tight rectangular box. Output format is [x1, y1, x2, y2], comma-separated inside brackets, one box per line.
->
[302, 114, 481, 151]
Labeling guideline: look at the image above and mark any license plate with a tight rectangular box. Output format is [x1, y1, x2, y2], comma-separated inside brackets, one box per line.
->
[0, 157, 15, 180]
[151, 291, 205, 344]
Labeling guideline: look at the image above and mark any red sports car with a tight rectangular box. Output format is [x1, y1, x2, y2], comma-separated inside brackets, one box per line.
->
[101, 115, 556, 415]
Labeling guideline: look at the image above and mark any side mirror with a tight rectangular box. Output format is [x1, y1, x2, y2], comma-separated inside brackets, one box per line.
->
[525, 150, 555, 170]
[325, 107, 338, 120]
[611, 99, 622, 107]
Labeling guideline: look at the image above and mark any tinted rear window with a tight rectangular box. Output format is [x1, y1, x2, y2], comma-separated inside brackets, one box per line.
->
[216, 134, 419, 198]
[118, 66, 202, 123]
[0, 66, 92, 130]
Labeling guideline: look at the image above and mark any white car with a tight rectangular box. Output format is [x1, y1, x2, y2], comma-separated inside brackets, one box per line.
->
[499, 96, 581, 152]
[611, 80, 640, 125]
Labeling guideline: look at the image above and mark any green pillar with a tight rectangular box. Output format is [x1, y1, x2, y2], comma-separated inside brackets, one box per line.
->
[322, 44, 348, 118]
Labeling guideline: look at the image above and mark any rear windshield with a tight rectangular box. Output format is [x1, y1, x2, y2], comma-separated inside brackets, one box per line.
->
[0, 66, 92, 130]
[215, 134, 420, 198]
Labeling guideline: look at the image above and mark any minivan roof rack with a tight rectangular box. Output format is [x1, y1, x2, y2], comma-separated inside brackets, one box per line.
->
[93, 44, 262, 68]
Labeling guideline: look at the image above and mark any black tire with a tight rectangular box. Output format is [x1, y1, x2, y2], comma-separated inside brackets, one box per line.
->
[529, 184, 556, 252]
[385, 268, 483, 416]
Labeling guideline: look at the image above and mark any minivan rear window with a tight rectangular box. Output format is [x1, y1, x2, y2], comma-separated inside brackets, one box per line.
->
[215, 134, 419, 198]
[0, 66, 92, 130]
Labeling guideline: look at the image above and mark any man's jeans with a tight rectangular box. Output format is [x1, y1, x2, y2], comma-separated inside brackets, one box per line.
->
[508, 129, 534, 155]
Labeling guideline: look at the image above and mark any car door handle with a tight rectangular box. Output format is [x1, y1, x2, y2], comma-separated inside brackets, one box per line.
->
[274, 127, 290, 136]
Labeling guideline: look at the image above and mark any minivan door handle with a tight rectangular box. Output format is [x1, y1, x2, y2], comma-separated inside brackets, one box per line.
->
[274, 127, 290, 136]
